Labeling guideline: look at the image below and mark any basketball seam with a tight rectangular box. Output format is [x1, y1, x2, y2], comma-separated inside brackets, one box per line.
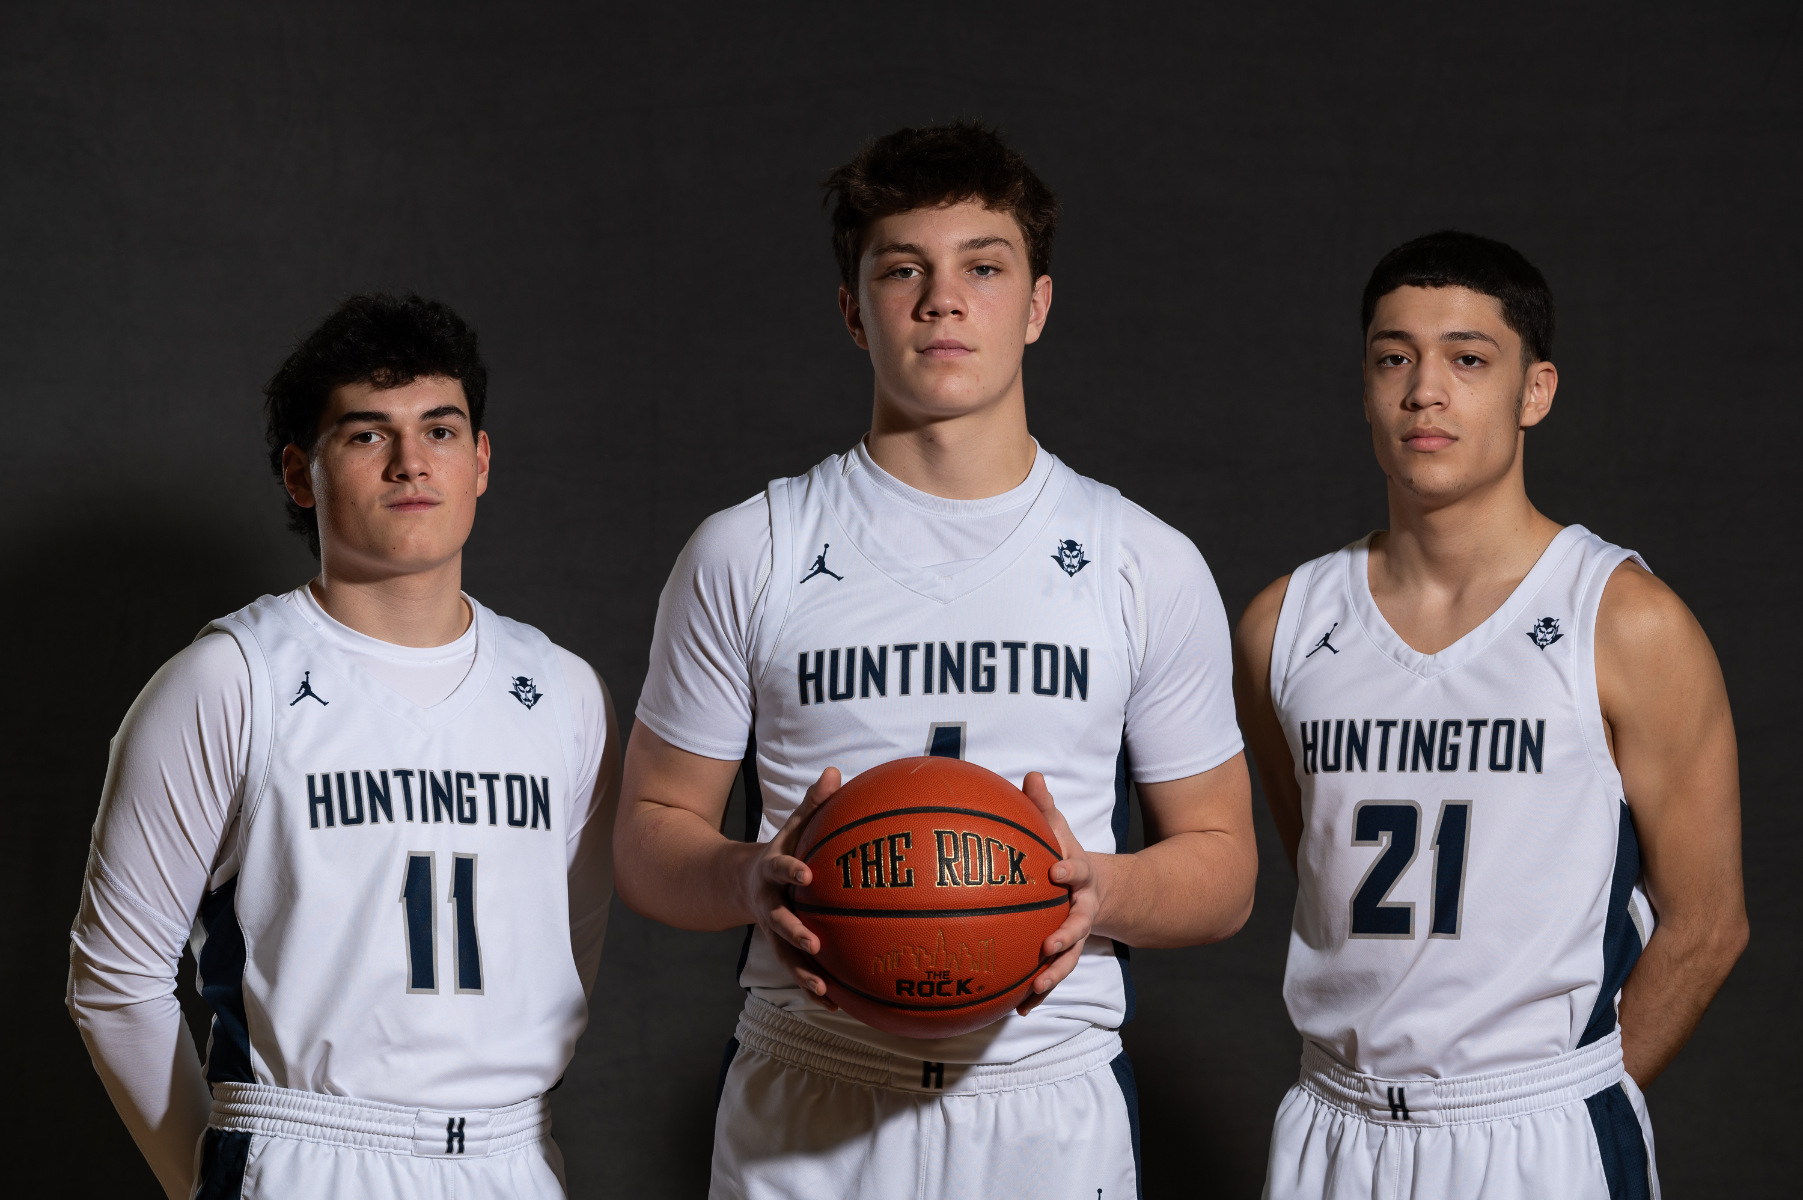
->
[799, 805, 1063, 863]
[791, 895, 1072, 919]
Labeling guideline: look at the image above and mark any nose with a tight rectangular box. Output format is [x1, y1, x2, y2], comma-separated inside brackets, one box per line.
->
[1404, 354, 1452, 411]
[387, 431, 431, 482]
[918, 272, 967, 321]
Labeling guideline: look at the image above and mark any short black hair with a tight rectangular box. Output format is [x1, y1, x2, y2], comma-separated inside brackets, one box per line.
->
[264, 294, 487, 556]
[1361, 230, 1555, 364]
[823, 121, 1059, 289]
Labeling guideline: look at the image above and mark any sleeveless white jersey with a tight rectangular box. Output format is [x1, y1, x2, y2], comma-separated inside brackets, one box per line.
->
[197, 594, 590, 1109]
[1270, 525, 1655, 1080]
[738, 454, 1139, 1065]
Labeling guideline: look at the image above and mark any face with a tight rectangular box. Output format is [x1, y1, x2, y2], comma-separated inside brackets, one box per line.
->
[1363, 285, 1556, 506]
[839, 199, 1052, 422]
[282, 375, 489, 579]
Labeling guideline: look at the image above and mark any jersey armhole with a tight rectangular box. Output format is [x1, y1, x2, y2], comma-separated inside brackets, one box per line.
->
[1573, 546, 1648, 803]
[1268, 558, 1318, 713]
[207, 616, 275, 888]
[746, 475, 797, 694]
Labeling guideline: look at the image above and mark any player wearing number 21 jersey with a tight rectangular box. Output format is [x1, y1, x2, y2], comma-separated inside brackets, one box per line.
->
[1236, 232, 1746, 1200]
[67, 296, 619, 1200]
[615, 123, 1257, 1200]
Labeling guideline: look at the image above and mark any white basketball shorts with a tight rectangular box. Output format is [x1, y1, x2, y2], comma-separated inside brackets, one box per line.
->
[1263, 1030, 1659, 1200]
[711, 997, 1140, 1200]
[192, 1082, 565, 1199]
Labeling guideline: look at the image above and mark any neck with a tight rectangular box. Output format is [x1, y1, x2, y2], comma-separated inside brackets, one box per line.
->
[309, 555, 471, 647]
[864, 382, 1036, 500]
[1374, 455, 1560, 595]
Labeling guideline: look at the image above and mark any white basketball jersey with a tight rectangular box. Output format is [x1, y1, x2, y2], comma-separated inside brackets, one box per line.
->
[196, 594, 589, 1109]
[1271, 525, 1655, 1079]
[740, 453, 1136, 1064]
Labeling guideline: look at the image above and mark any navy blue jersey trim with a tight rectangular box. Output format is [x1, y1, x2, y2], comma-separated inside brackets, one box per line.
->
[1584, 1082, 1652, 1199]
[1109, 1050, 1144, 1200]
[1111, 744, 1137, 1023]
[733, 736, 764, 983]
[715, 1035, 742, 1110]
[193, 1128, 251, 1200]
[196, 876, 252, 1083]
[1581, 802, 1645, 1046]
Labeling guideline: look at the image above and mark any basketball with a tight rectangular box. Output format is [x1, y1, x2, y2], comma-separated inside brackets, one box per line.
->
[788, 756, 1071, 1039]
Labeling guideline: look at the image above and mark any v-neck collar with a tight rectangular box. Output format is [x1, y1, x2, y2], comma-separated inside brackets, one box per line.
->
[821, 444, 1070, 605]
[271, 590, 497, 731]
[1345, 525, 1586, 679]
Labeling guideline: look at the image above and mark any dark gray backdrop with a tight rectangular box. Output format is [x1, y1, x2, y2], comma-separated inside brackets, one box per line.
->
[5, 2, 1798, 1195]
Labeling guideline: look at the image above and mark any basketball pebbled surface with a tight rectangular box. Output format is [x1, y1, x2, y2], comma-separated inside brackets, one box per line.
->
[789, 756, 1071, 1039]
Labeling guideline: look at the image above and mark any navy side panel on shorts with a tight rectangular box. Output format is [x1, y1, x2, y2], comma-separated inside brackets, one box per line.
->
[193, 1128, 251, 1200]
[1581, 802, 1645, 1047]
[1584, 1083, 1651, 1200]
[196, 876, 252, 1083]
[1110, 745, 1137, 1023]
[1108, 1050, 1143, 1200]
[716, 1036, 742, 1109]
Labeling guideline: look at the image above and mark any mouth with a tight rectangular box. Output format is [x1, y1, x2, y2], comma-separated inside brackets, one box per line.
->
[920, 339, 972, 359]
[1401, 426, 1456, 452]
[385, 495, 441, 513]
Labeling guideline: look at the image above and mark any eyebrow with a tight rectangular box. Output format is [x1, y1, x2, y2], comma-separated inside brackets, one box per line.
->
[867, 235, 1017, 259]
[332, 404, 468, 429]
[1368, 328, 1503, 349]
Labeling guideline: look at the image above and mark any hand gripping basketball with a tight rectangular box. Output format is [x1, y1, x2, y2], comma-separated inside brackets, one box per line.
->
[1017, 771, 1100, 1015]
[744, 767, 844, 1010]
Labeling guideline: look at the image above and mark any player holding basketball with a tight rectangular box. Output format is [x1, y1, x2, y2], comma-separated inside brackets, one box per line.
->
[1236, 232, 1747, 1199]
[614, 123, 1257, 1198]
[67, 296, 619, 1198]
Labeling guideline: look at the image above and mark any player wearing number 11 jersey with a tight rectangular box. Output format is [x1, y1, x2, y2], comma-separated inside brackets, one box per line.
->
[1235, 232, 1747, 1200]
[67, 296, 619, 1199]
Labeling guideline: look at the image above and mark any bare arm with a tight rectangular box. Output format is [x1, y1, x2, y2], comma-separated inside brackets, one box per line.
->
[612, 720, 841, 1006]
[1234, 575, 1301, 870]
[1597, 562, 1748, 1087]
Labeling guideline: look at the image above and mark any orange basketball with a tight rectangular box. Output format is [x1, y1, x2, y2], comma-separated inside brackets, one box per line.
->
[789, 756, 1071, 1039]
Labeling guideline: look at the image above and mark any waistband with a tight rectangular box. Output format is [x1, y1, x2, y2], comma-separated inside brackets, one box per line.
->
[208, 1082, 550, 1158]
[1298, 1030, 1625, 1127]
[734, 997, 1121, 1095]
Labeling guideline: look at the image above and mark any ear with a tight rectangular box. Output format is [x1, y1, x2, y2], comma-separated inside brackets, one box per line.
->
[474, 429, 491, 498]
[282, 444, 316, 509]
[838, 284, 869, 351]
[1519, 360, 1558, 429]
[1022, 274, 1054, 346]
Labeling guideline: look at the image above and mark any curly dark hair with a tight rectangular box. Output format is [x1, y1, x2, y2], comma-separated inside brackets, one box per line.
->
[823, 121, 1059, 290]
[1362, 230, 1555, 365]
[263, 294, 487, 556]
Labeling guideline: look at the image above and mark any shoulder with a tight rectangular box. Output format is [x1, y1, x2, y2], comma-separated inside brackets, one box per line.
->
[550, 644, 606, 714]
[671, 491, 773, 580]
[1595, 559, 1716, 674]
[1236, 575, 1293, 657]
[1117, 497, 1209, 567]
[141, 629, 252, 703]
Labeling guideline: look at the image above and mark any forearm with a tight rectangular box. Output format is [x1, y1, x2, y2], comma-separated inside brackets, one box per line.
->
[1618, 917, 1747, 1087]
[1089, 829, 1257, 948]
[70, 989, 211, 1199]
[615, 800, 762, 930]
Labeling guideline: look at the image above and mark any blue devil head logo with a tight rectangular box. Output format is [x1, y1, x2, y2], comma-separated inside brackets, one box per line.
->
[1526, 617, 1563, 650]
[1052, 539, 1091, 577]
[509, 676, 543, 708]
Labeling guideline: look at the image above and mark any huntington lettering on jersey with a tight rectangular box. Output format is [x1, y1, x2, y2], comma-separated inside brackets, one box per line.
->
[1295, 718, 1547, 775]
[304, 770, 555, 830]
[795, 641, 1089, 706]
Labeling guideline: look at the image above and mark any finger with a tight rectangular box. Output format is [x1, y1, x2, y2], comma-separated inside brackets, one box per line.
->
[1048, 852, 1091, 889]
[1021, 771, 1055, 815]
[1040, 909, 1093, 961]
[771, 766, 843, 853]
[1017, 940, 1085, 1014]
[766, 906, 821, 955]
[769, 933, 840, 1011]
[762, 853, 812, 888]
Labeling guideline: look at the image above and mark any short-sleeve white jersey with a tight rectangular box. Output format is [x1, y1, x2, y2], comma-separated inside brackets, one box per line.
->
[637, 441, 1242, 1064]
